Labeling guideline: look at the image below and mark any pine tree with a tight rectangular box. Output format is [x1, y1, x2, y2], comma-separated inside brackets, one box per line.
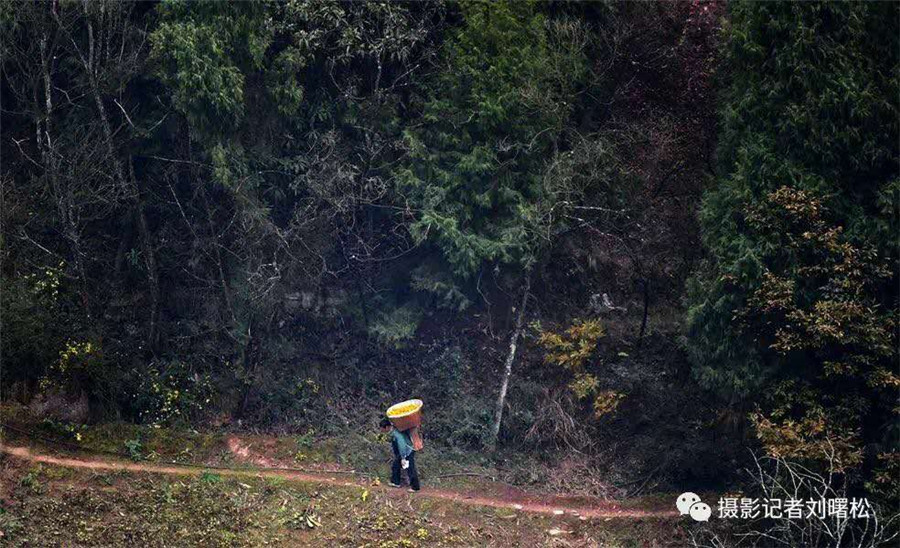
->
[397, 0, 568, 279]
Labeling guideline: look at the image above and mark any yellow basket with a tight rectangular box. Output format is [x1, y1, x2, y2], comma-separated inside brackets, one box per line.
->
[386, 399, 423, 432]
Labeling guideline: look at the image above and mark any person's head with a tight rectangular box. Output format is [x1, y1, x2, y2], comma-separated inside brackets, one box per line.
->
[379, 418, 392, 431]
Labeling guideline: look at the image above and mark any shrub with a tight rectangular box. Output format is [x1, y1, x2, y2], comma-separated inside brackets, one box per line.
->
[127, 359, 213, 426]
[537, 319, 624, 418]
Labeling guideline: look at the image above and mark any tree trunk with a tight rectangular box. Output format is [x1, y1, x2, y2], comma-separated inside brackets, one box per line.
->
[637, 278, 650, 347]
[131, 159, 160, 353]
[234, 324, 257, 419]
[487, 270, 531, 449]
[67, 12, 161, 349]
[38, 26, 92, 318]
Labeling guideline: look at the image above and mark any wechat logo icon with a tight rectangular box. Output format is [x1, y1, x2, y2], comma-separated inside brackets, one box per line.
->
[677, 492, 711, 522]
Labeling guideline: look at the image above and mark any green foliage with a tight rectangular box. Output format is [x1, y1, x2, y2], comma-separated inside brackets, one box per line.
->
[150, 0, 272, 134]
[434, 395, 494, 449]
[295, 428, 316, 450]
[688, 0, 899, 483]
[199, 471, 222, 485]
[397, 0, 579, 278]
[124, 438, 144, 462]
[0, 270, 65, 393]
[129, 360, 213, 426]
[367, 302, 424, 348]
[34, 337, 128, 418]
[401, 345, 493, 448]
[9, 0, 893, 507]
[689, 0, 898, 397]
[1, 0, 682, 442]
[0, 506, 23, 540]
[37, 419, 84, 444]
[20, 468, 43, 493]
[410, 264, 471, 312]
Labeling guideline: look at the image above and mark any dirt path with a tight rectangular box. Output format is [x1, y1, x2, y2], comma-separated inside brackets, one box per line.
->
[0, 443, 677, 520]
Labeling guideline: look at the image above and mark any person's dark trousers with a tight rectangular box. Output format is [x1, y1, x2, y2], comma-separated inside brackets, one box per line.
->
[391, 451, 420, 491]
[391, 452, 402, 485]
[406, 451, 420, 491]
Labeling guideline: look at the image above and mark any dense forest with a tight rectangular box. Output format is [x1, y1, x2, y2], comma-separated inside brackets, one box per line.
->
[1, 1, 898, 546]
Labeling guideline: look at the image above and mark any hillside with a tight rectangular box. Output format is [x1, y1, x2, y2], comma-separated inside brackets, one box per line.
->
[1, 1, 897, 546]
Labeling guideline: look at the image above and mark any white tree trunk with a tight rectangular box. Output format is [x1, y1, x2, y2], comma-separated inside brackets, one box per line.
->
[488, 272, 531, 448]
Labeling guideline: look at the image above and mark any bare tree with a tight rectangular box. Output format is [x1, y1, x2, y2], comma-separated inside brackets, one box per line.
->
[691, 453, 900, 548]
[487, 270, 531, 448]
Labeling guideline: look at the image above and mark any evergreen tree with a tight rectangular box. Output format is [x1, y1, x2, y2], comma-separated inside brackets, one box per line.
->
[397, 0, 571, 279]
[688, 1, 899, 476]
[395, 0, 590, 445]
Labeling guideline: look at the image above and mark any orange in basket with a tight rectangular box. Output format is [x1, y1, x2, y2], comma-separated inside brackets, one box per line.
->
[386, 399, 424, 450]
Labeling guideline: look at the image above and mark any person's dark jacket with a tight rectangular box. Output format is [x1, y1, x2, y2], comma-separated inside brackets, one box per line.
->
[391, 429, 414, 459]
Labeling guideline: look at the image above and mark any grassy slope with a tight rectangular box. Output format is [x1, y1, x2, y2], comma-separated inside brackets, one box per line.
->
[0, 409, 610, 496]
[0, 407, 700, 546]
[3, 417, 511, 491]
[0, 456, 686, 547]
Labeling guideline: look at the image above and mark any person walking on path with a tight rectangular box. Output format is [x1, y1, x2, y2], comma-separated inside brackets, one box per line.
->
[380, 418, 420, 491]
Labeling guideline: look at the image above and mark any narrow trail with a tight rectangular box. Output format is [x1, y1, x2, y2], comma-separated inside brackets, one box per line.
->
[0, 444, 677, 520]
